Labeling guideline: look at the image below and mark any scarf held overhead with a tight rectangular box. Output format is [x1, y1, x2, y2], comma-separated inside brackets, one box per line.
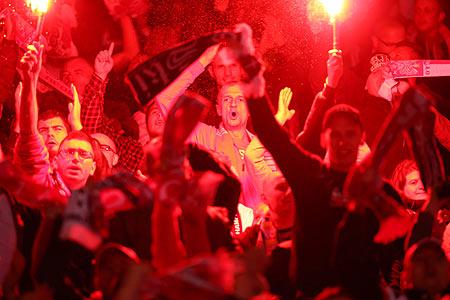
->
[126, 31, 240, 107]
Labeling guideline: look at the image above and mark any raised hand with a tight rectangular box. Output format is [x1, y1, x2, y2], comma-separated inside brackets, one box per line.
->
[275, 87, 296, 126]
[18, 43, 44, 84]
[13, 82, 22, 133]
[94, 42, 115, 80]
[68, 84, 82, 131]
[326, 51, 343, 88]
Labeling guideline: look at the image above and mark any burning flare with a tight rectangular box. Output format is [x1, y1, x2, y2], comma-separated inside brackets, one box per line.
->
[27, 0, 50, 14]
[319, 0, 345, 19]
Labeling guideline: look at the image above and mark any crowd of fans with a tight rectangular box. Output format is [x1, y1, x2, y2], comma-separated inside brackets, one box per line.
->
[0, 0, 450, 299]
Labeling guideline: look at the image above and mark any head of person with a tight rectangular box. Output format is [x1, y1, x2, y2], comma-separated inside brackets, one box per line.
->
[402, 239, 450, 295]
[91, 133, 119, 169]
[93, 243, 140, 300]
[315, 286, 355, 300]
[38, 110, 70, 158]
[54, 131, 98, 190]
[391, 160, 427, 208]
[321, 105, 365, 172]
[209, 46, 245, 87]
[62, 57, 94, 95]
[372, 18, 407, 55]
[145, 101, 165, 138]
[263, 173, 294, 231]
[216, 83, 249, 132]
[414, 0, 446, 34]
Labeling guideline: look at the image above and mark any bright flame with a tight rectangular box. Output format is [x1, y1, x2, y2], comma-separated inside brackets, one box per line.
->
[27, 0, 50, 14]
[319, 0, 345, 18]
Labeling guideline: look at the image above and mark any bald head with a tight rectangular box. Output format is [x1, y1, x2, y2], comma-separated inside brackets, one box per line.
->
[91, 133, 118, 169]
[216, 83, 249, 131]
[62, 57, 94, 95]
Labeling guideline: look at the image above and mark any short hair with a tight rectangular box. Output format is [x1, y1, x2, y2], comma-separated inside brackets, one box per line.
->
[59, 130, 101, 164]
[216, 82, 245, 103]
[391, 160, 419, 191]
[38, 109, 71, 132]
[322, 104, 363, 132]
[404, 238, 447, 267]
[402, 237, 448, 291]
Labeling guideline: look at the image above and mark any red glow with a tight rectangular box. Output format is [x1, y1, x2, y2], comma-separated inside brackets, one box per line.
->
[27, 0, 50, 14]
[320, 0, 345, 19]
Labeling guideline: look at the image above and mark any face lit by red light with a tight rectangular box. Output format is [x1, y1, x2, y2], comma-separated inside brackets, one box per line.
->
[210, 47, 244, 87]
[323, 115, 363, 172]
[62, 58, 94, 95]
[414, 0, 445, 34]
[38, 116, 69, 158]
[146, 105, 165, 138]
[403, 170, 427, 202]
[216, 84, 249, 131]
[56, 138, 96, 190]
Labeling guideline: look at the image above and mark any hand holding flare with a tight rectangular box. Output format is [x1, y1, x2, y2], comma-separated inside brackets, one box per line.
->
[26, 0, 50, 40]
[319, 0, 345, 51]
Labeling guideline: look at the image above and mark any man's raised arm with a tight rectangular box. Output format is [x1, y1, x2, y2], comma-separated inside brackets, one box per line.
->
[14, 43, 51, 179]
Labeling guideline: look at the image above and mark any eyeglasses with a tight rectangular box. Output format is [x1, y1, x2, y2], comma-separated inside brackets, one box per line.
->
[100, 144, 117, 154]
[59, 148, 94, 161]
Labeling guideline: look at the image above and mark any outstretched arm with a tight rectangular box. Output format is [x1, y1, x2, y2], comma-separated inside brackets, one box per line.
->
[245, 87, 295, 201]
[18, 44, 43, 136]
[152, 94, 211, 270]
[82, 44, 144, 172]
[296, 52, 343, 156]
[14, 43, 52, 181]
[155, 45, 219, 117]
[80, 43, 114, 133]
[245, 72, 322, 192]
